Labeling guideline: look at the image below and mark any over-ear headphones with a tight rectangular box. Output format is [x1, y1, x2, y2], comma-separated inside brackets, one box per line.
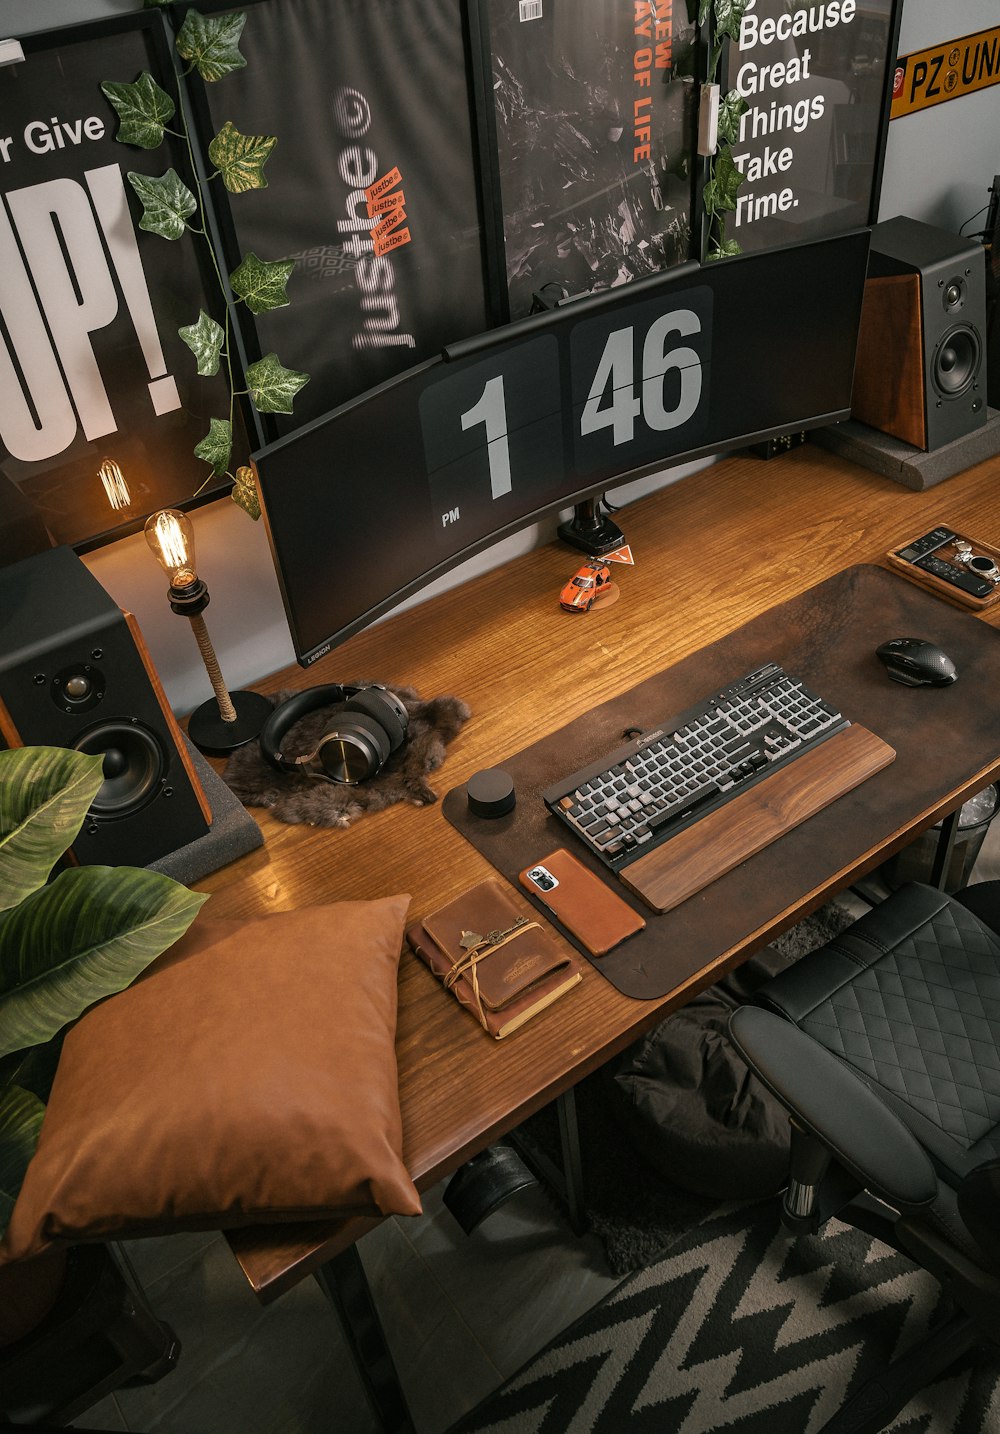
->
[259, 683, 409, 785]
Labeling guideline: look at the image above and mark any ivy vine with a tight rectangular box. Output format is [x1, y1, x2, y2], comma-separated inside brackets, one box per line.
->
[699, 0, 751, 261]
[101, 7, 309, 520]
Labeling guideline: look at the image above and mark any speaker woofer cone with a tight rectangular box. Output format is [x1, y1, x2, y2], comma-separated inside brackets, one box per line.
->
[934, 325, 981, 397]
[74, 722, 165, 816]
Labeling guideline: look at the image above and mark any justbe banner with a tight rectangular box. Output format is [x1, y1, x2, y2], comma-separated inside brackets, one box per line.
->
[192, 0, 490, 435]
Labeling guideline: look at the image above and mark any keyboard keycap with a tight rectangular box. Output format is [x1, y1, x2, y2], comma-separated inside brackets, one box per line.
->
[543, 664, 849, 869]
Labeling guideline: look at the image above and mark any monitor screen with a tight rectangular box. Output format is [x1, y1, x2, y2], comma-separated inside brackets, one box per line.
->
[254, 227, 870, 666]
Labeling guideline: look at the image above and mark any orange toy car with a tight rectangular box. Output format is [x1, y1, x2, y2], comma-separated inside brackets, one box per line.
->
[559, 560, 614, 613]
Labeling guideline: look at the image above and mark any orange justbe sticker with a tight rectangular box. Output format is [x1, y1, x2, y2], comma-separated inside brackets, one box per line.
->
[372, 208, 407, 244]
[367, 187, 405, 219]
[364, 167, 412, 255]
[365, 167, 403, 205]
[374, 227, 411, 258]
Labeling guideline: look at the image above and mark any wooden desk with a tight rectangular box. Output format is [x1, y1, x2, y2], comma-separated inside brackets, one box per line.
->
[194, 443, 1000, 1305]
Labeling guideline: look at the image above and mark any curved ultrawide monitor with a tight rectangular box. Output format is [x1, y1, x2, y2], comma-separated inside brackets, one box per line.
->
[253, 227, 871, 666]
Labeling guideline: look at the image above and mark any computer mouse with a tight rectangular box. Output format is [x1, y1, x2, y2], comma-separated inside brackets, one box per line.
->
[875, 637, 958, 687]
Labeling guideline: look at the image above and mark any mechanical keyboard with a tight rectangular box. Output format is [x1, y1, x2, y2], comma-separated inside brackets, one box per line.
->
[542, 662, 849, 871]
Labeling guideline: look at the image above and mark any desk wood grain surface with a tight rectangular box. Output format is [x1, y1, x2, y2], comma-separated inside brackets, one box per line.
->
[197, 444, 1000, 1301]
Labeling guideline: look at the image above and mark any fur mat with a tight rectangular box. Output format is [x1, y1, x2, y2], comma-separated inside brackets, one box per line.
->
[222, 683, 471, 828]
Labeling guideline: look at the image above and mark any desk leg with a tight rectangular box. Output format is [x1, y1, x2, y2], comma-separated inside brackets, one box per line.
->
[508, 1087, 588, 1237]
[313, 1246, 415, 1434]
[556, 1089, 587, 1237]
[929, 810, 960, 890]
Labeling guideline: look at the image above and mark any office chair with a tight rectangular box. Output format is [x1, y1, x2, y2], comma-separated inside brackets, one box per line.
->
[728, 879, 1000, 1434]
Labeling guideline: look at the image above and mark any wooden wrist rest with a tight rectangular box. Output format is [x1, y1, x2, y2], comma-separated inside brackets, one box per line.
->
[620, 724, 896, 915]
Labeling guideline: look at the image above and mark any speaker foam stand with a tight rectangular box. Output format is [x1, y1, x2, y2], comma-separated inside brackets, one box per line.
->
[186, 689, 274, 756]
[558, 498, 626, 556]
[147, 735, 264, 885]
[812, 408, 1000, 491]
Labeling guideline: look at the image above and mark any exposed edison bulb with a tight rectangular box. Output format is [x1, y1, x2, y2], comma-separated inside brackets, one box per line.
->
[98, 457, 131, 510]
[144, 509, 198, 587]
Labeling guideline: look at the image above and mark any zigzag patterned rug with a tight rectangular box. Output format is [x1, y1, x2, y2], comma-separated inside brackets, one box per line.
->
[453, 1201, 1000, 1433]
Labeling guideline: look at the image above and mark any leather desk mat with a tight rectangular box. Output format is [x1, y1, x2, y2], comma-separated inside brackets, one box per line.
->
[443, 565, 1000, 999]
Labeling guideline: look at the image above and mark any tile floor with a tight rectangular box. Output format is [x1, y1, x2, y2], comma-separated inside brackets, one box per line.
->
[71, 809, 1000, 1434]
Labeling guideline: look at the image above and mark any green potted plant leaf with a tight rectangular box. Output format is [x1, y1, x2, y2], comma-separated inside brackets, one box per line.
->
[0, 745, 208, 1251]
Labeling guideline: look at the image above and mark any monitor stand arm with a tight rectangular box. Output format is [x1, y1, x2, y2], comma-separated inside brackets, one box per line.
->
[558, 498, 625, 556]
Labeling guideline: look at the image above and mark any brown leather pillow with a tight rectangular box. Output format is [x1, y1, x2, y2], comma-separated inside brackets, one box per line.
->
[1, 896, 420, 1265]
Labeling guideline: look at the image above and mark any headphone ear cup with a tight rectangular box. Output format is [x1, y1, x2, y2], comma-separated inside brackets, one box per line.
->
[333, 704, 392, 769]
[343, 690, 407, 753]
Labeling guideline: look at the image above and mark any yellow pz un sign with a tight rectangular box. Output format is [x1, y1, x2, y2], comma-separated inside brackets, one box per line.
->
[891, 26, 1000, 119]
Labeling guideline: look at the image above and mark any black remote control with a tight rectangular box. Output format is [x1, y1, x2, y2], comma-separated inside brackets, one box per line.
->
[896, 526, 956, 563]
[916, 552, 992, 598]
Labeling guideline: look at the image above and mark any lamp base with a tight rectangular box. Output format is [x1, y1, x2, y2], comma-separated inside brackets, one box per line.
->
[187, 690, 272, 755]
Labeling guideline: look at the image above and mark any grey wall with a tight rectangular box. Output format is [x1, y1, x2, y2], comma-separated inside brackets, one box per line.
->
[878, 1, 1000, 233]
[2, 0, 997, 712]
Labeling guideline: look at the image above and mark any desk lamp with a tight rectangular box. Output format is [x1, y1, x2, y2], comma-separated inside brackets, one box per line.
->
[144, 509, 271, 754]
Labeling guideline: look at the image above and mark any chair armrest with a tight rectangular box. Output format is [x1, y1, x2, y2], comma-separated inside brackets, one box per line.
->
[728, 1006, 938, 1209]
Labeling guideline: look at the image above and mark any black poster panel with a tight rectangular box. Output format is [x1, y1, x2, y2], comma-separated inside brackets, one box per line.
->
[0, 13, 242, 556]
[722, 0, 898, 254]
[481, 0, 699, 320]
[192, 0, 490, 434]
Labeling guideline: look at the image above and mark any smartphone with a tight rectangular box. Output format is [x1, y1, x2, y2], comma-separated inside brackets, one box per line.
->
[519, 848, 646, 956]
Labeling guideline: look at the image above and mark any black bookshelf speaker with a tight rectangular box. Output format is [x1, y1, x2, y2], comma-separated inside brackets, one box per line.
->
[986, 177, 1000, 411]
[0, 547, 212, 867]
[852, 216, 987, 451]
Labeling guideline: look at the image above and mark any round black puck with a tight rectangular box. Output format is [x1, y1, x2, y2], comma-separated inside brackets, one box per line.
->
[467, 767, 516, 818]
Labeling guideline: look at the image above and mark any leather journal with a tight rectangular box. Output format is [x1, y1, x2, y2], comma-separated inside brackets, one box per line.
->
[406, 879, 582, 1038]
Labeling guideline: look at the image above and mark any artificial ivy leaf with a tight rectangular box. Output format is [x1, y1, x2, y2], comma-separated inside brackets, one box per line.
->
[100, 72, 174, 150]
[713, 0, 750, 42]
[706, 237, 742, 260]
[176, 10, 247, 84]
[698, 0, 711, 26]
[231, 466, 261, 521]
[703, 147, 743, 215]
[247, 354, 310, 414]
[195, 418, 232, 478]
[714, 147, 744, 209]
[179, 310, 225, 377]
[127, 168, 197, 240]
[230, 252, 294, 315]
[209, 121, 277, 195]
[717, 89, 749, 145]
